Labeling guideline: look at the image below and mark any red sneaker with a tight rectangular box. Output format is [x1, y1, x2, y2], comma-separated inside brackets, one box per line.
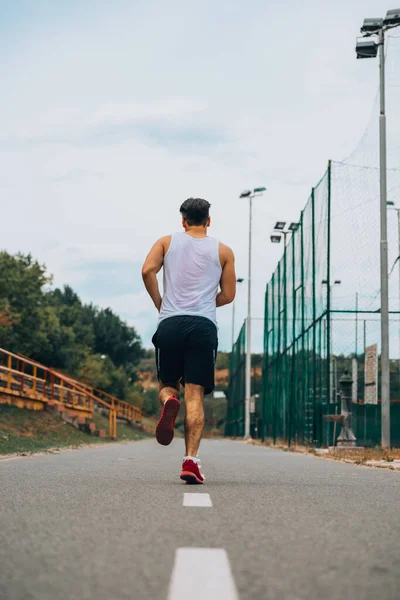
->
[180, 459, 205, 484]
[155, 396, 180, 446]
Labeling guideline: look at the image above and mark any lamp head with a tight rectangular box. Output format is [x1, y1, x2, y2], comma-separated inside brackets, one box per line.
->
[360, 17, 383, 32]
[356, 39, 378, 58]
[383, 8, 400, 26]
[270, 235, 282, 244]
[274, 221, 286, 231]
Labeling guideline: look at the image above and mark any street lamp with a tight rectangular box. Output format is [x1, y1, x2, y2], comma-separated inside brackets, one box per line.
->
[270, 222, 299, 246]
[231, 277, 244, 349]
[239, 186, 267, 439]
[388, 201, 400, 365]
[388, 201, 400, 314]
[355, 9, 400, 448]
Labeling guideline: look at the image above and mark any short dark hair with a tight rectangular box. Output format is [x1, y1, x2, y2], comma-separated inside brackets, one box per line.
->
[179, 198, 211, 226]
[180, 198, 211, 226]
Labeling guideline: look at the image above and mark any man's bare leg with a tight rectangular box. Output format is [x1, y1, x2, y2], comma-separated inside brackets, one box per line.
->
[184, 383, 205, 457]
[159, 381, 180, 404]
[155, 381, 181, 446]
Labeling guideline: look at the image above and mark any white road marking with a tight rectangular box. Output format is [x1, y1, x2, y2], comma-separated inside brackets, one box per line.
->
[183, 492, 212, 507]
[168, 548, 239, 600]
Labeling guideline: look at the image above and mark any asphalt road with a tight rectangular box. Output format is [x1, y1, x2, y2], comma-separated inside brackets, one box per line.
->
[1, 438, 399, 600]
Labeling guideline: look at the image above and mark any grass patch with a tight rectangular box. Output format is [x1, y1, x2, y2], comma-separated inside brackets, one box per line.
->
[243, 437, 400, 468]
[327, 447, 400, 464]
[91, 411, 154, 442]
[0, 405, 152, 456]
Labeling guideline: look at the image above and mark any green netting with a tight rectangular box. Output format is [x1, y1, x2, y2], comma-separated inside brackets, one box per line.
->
[262, 168, 330, 446]
[225, 321, 246, 437]
[261, 160, 400, 447]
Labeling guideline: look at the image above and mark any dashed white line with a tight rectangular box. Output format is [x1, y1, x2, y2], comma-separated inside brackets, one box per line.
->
[168, 548, 239, 600]
[183, 492, 213, 507]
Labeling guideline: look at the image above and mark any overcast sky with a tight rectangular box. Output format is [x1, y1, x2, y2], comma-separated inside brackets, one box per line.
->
[1, 0, 399, 352]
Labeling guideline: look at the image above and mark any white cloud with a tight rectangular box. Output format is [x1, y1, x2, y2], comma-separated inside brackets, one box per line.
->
[1, 0, 400, 353]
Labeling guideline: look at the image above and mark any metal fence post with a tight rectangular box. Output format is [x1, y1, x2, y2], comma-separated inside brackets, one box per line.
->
[289, 233, 296, 446]
[326, 161, 332, 444]
[311, 187, 317, 443]
[262, 285, 269, 442]
[283, 242, 288, 441]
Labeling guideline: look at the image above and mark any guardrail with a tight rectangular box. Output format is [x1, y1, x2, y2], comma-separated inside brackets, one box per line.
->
[59, 376, 158, 434]
[0, 348, 117, 438]
[58, 376, 143, 424]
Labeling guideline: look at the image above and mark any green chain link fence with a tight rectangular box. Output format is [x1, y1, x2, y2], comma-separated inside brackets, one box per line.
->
[262, 165, 331, 446]
[225, 321, 246, 437]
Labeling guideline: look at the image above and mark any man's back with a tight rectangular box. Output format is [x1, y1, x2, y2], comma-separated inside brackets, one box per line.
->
[159, 232, 222, 325]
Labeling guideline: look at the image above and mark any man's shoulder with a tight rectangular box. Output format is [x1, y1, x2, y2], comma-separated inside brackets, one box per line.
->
[159, 234, 172, 244]
[157, 234, 173, 255]
[218, 241, 234, 264]
[218, 241, 234, 255]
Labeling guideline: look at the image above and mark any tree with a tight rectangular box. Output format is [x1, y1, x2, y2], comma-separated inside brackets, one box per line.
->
[0, 251, 144, 402]
[0, 252, 50, 356]
[92, 307, 143, 371]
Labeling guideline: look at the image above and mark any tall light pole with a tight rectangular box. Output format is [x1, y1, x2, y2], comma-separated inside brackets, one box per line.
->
[356, 9, 400, 448]
[388, 201, 400, 365]
[231, 277, 244, 349]
[388, 201, 400, 315]
[240, 186, 266, 439]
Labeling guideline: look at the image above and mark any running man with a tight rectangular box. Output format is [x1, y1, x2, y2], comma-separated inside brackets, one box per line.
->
[142, 197, 236, 484]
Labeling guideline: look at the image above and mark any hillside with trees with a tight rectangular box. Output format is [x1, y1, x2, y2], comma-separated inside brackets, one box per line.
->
[0, 252, 143, 405]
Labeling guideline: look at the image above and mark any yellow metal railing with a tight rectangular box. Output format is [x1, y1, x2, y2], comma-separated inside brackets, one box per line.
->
[50, 372, 157, 429]
[0, 348, 117, 439]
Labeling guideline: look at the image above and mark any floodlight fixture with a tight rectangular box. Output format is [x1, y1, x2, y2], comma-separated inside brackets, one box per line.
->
[322, 279, 341, 286]
[270, 235, 282, 244]
[274, 221, 286, 230]
[289, 222, 299, 231]
[239, 190, 252, 198]
[356, 39, 378, 58]
[254, 186, 267, 193]
[236, 277, 244, 283]
[387, 200, 395, 206]
[360, 17, 383, 32]
[384, 8, 400, 25]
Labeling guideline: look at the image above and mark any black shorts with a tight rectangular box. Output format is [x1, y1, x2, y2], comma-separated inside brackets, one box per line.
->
[152, 315, 218, 396]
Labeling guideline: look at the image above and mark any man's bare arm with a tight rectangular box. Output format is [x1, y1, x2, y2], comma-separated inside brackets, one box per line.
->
[142, 237, 169, 311]
[216, 244, 236, 307]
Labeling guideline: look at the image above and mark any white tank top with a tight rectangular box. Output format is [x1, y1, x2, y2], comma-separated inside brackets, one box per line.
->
[159, 232, 222, 326]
